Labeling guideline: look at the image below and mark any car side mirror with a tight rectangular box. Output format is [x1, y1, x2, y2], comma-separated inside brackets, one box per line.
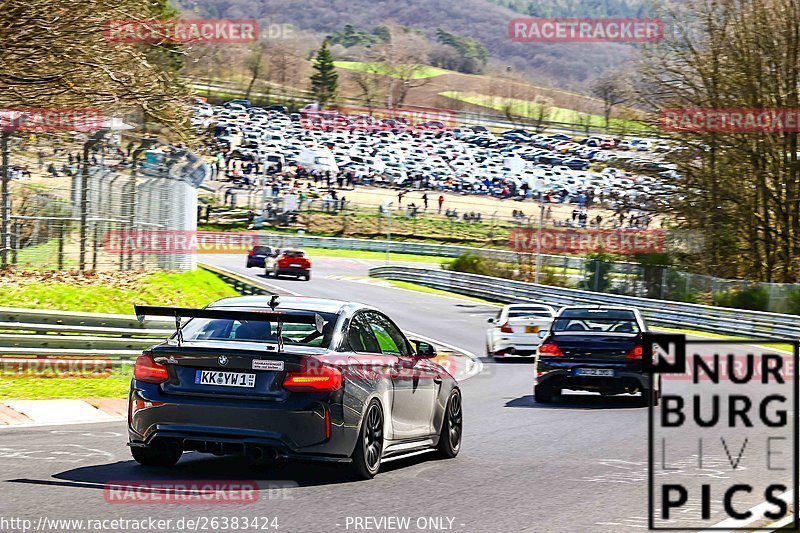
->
[411, 340, 437, 358]
[487, 318, 495, 324]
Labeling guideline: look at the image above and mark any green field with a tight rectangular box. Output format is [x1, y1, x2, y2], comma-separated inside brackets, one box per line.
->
[0, 269, 238, 313]
[440, 90, 646, 130]
[0, 367, 131, 399]
[334, 61, 450, 79]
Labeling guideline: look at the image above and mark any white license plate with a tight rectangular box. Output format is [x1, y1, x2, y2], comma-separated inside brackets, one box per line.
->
[195, 370, 256, 388]
[290, 263, 302, 267]
[576, 368, 614, 377]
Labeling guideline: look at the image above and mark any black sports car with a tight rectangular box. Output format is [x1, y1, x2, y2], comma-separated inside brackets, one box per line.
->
[128, 296, 462, 479]
[533, 306, 660, 405]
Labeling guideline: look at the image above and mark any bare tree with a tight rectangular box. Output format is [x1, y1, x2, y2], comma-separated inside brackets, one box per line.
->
[591, 72, 632, 131]
[0, 0, 191, 137]
[244, 42, 267, 100]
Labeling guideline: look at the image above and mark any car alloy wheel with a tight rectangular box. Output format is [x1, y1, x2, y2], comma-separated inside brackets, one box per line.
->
[437, 390, 462, 458]
[364, 402, 383, 471]
[447, 391, 462, 452]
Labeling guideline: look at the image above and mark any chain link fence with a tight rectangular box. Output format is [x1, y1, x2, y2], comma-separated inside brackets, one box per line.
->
[5, 142, 205, 272]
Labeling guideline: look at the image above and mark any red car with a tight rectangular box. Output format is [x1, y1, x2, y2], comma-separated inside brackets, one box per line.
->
[266, 249, 311, 280]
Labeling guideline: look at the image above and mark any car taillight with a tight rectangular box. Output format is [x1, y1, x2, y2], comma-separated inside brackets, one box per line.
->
[626, 345, 643, 359]
[283, 360, 342, 392]
[134, 352, 169, 383]
[499, 322, 514, 333]
[538, 343, 564, 357]
[248, 249, 255, 256]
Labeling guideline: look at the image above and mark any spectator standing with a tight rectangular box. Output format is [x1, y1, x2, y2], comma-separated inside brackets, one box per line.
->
[438, 195, 444, 213]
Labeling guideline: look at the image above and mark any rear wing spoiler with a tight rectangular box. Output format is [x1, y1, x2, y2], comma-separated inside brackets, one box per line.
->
[133, 305, 327, 350]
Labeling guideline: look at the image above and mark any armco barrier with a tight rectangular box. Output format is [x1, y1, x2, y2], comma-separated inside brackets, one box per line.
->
[246, 233, 588, 270]
[0, 265, 273, 361]
[369, 266, 800, 340]
[0, 307, 173, 360]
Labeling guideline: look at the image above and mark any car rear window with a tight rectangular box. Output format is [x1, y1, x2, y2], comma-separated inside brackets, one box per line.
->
[552, 309, 640, 333]
[179, 310, 337, 348]
[508, 308, 553, 318]
[284, 251, 305, 258]
[253, 246, 270, 254]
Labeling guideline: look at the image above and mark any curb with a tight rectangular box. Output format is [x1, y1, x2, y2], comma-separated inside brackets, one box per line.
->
[0, 398, 126, 428]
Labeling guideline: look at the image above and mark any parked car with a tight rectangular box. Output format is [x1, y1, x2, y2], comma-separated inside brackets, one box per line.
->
[486, 304, 556, 359]
[266, 249, 311, 280]
[533, 306, 659, 405]
[128, 297, 463, 479]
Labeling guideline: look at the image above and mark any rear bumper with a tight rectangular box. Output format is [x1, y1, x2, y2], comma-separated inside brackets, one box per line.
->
[535, 360, 651, 393]
[276, 266, 310, 276]
[491, 338, 541, 357]
[246, 258, 266, 268]
[128, 381, 356, 459]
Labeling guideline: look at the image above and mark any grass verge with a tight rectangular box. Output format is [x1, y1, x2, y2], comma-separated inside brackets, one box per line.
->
[0, 269, 239, 313]
[0, 367, 131, 399]
[334, 61, 449, 79]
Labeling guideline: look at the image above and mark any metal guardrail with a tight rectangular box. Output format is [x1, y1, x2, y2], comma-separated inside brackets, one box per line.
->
[369, 266, 800, 340]
[247, 233, 589, 269]
[0, 307, 173, 359]
[0, 265, 275, 360]
[198, 263, 274, 296]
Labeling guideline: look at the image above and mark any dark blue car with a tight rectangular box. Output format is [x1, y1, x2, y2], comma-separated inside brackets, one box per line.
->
[534, 307, 660, 405]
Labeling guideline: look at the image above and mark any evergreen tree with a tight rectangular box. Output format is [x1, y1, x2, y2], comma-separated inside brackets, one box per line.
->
[310, 41, 338, 107]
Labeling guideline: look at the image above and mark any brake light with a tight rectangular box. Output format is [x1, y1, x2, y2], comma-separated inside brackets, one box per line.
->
[133, 352, 169, 383]
[626, 345, 643, 359]
[499, 322, 514, 333]
[283, 360, 342, 392]
[538, 343, 564, 357]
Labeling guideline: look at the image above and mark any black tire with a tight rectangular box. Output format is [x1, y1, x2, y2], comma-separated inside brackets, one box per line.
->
[351, 400, 384, 480]
[304, 272, 311, 281]
[534, 383, 558, 404]
[130, 444, 182, 467]
[264, 268, 272, 278]
[437, 389, 462, 459]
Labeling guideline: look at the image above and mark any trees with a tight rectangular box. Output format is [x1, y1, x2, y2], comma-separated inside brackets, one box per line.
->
[244, 42, 267, 100]
[0, 0, 191, 137]
[310, 41, 339, 106]
[639, 0, 800, 282]
[433, 29, 489, 74]
[590, 72, 631, 130]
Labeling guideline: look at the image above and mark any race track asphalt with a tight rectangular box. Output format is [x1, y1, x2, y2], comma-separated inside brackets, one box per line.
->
[0, 254, 793, 532]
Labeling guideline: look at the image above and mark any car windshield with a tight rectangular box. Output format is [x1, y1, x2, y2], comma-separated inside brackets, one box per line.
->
[552, 309, 640, 333]
[178, 310, 338, 348]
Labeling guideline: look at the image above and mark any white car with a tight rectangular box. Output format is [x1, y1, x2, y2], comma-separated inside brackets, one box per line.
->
[486, 304, 557, 360]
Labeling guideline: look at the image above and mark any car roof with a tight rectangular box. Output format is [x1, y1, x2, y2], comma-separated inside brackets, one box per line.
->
[209, 296, 357, 315]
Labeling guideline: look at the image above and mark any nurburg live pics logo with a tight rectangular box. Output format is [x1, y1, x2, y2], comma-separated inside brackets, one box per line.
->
[643, 333, 799, 530]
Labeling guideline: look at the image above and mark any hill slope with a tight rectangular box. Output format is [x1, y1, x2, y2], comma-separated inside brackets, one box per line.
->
[186, 0, 635, 85]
